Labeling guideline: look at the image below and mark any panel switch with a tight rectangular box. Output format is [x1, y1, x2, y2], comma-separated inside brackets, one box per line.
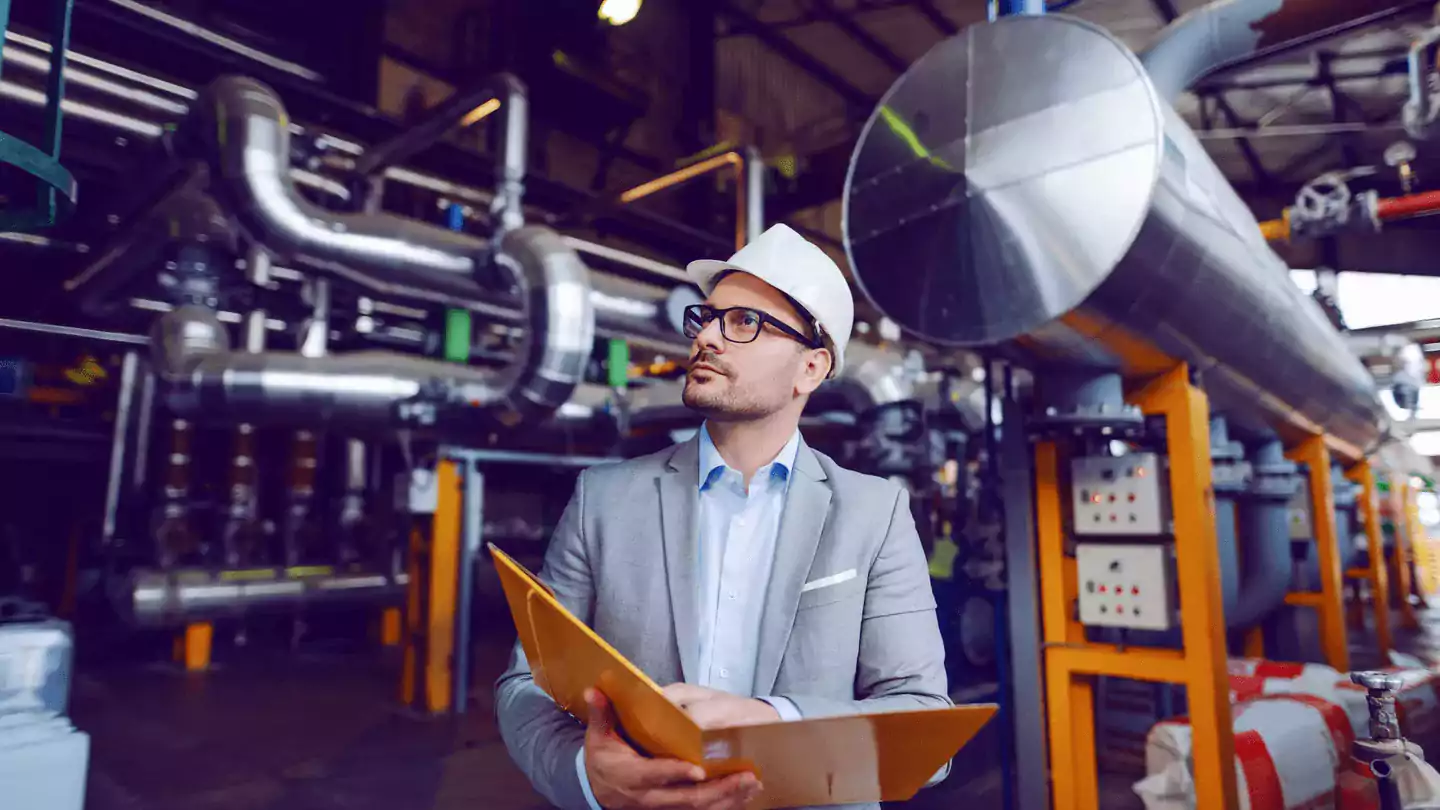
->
[1076, 542, 1174, 631]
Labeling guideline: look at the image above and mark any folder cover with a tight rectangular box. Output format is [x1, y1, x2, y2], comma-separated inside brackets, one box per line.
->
[490, 543, 997, 809]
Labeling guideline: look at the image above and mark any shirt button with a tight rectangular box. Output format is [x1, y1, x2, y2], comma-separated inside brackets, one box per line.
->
[719, 668, 730, 678]
[727, 590, 737, 600]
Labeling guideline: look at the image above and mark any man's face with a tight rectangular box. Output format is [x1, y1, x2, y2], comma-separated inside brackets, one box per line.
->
[681, 273, 828, 420]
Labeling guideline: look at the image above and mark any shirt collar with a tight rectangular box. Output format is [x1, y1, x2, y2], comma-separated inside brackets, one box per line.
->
[698, 423, 801, 492]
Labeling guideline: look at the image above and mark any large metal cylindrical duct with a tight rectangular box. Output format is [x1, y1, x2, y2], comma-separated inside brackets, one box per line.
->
[843, 15, 1386, 458]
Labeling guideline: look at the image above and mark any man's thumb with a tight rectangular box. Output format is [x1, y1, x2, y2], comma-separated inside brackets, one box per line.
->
[584, 688, 615, 737]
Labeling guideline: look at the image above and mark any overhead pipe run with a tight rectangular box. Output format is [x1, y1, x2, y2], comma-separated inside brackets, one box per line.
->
[150, 225, 595, 432]
[353, 73, 528, 232]
[843, 14, 1387, 460]
[183, 76, 492, 283]
[1139, 0, 1430, 103]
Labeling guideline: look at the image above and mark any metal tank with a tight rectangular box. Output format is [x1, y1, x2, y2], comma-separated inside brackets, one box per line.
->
[843, 14, 1386, 458]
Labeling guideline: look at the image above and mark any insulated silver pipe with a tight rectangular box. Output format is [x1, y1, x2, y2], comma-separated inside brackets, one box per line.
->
[151, 226, 595, 430]
[191, 76, 486, 280]
[1140, 0, 1427, 102]
[844, 15, 1387, 459]
[126, 568, 406, 627]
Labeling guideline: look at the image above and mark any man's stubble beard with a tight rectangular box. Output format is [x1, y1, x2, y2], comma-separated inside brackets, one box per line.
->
[682, 375, 772, 420]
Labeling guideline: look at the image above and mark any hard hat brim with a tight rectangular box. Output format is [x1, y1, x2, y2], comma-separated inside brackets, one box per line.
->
[684, 259, 740, 295]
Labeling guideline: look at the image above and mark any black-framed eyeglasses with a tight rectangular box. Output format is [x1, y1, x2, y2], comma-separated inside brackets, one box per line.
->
[682, 304, 822, 349]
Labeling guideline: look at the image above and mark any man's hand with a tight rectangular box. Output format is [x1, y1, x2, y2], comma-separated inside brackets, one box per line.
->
[583, 688, 761, 810]
[661, 684, 781, 730]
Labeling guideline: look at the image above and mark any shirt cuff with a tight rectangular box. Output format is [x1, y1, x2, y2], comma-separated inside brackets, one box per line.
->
[757, 695, 802, 721]
[575, 746, 604, 810]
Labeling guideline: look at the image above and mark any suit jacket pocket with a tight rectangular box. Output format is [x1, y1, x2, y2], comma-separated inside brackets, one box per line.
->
[796, 572, 865, 610]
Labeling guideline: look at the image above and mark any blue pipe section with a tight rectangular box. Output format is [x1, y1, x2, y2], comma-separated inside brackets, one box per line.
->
[1211, 417, 1244, 618]
[990, 0, 1046, 19]
[1229, 440, 1301, 630]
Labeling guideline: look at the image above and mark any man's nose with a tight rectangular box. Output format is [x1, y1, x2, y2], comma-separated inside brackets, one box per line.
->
[695, 317, 725, 353]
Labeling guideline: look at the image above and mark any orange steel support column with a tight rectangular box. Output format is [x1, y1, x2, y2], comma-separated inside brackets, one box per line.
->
[1347, 462, 1391, 657]
[1036, 365, 1237, 810]
[1397, 485, 1420, 629]
[399, 461, 462, 714]
[1286, 437, 1350, 672]
[1036, 441, 1099, 810]
[1130, 367, 1237, 810]
[381, 607, 402, 647]
[174, 622, 213, 672]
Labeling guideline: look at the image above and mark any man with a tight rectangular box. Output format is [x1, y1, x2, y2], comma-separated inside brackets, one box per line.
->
[495, 224, 949, 810]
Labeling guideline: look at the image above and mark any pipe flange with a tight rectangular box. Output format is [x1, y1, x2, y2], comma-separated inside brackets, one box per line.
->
[1214, 459, 1254, 495]
[1030, 404, 1145, 438]
[1247, 472, 1303, 502]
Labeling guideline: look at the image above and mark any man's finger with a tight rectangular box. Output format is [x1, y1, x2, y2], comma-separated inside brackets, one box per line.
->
[585, 688, 616, 739]
[631, 757, 706, 788]
[661, 683, 709, 705]
[642, 772, 760, 809]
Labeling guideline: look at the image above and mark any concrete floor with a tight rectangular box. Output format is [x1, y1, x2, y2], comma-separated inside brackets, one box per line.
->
[71, 602, 1440, 810]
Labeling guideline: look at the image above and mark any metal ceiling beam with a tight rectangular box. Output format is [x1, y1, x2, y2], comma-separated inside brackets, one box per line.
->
[712, 0, 876, 111]
[911, 0, 958, 36]
[813, 0, 910, 73]
[1209, 93, 1273, 186]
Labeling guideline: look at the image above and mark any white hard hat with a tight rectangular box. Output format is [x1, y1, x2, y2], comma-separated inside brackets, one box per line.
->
[686, 223, 855, 377]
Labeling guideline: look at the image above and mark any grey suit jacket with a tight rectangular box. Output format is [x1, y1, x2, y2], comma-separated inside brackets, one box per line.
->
[493, 434, 951, 810]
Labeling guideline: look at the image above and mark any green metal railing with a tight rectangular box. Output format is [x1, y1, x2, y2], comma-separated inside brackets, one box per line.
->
[0, 0, 77, 230]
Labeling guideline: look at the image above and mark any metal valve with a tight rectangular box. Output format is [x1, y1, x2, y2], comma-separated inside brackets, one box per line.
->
[1352, 671, 1404, 741]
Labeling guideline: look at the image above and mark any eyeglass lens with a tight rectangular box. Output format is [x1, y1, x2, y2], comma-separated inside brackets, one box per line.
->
[683, 306, 763, 343]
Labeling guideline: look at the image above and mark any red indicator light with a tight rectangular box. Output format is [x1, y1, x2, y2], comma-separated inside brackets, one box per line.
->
[1131, 586, 1139, 595]
[1099, 585, 1108, 593]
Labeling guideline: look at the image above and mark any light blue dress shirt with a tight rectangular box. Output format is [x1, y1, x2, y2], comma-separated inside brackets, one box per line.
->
[576, 425, 803, 808]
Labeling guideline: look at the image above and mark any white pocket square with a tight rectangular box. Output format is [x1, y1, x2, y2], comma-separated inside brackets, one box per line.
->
[801, 569, 857, 593]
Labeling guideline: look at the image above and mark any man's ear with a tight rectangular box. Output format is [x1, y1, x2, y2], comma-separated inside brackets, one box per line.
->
[795, 348, 832, 396]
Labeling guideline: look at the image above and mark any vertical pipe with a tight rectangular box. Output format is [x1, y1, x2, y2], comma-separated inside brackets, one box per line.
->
[1000, 390, 1048, 810]
[132, 362, 156, 492]
[454, 460, 484, 713]
[492, 79, 528, 233]
[101, 351, 140, 546]
[744, 146, 765, 246]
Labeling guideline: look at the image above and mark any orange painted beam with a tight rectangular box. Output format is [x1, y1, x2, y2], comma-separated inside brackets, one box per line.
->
[1131, 365, 1238, 810]
[1286, 437, 1350, 672]
[1347, 462, 1391, 657]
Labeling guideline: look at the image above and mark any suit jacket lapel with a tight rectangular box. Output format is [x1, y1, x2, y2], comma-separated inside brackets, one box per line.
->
[659, 437, 701, 683]
[754, 439, 831, 695]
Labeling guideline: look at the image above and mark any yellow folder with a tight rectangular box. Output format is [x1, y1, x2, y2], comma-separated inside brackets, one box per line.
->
[490, 543, 997, 809]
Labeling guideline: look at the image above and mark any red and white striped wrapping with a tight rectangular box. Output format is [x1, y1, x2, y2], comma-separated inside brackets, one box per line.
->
[1136, 693, 1353, 810]
[1135, 659, 1440, 809]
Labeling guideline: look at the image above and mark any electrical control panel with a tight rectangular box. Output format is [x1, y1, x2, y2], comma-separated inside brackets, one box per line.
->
[1076, 543, 1175, 631]
[1072, 453, 1169, 536]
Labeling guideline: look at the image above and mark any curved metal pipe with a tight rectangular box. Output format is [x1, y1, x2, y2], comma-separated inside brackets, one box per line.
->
[187, 75, 488, 283]
[151, 225, 594, 430]
[1230, 440, 1301, 629]
[1140, 0, 1428, 103]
